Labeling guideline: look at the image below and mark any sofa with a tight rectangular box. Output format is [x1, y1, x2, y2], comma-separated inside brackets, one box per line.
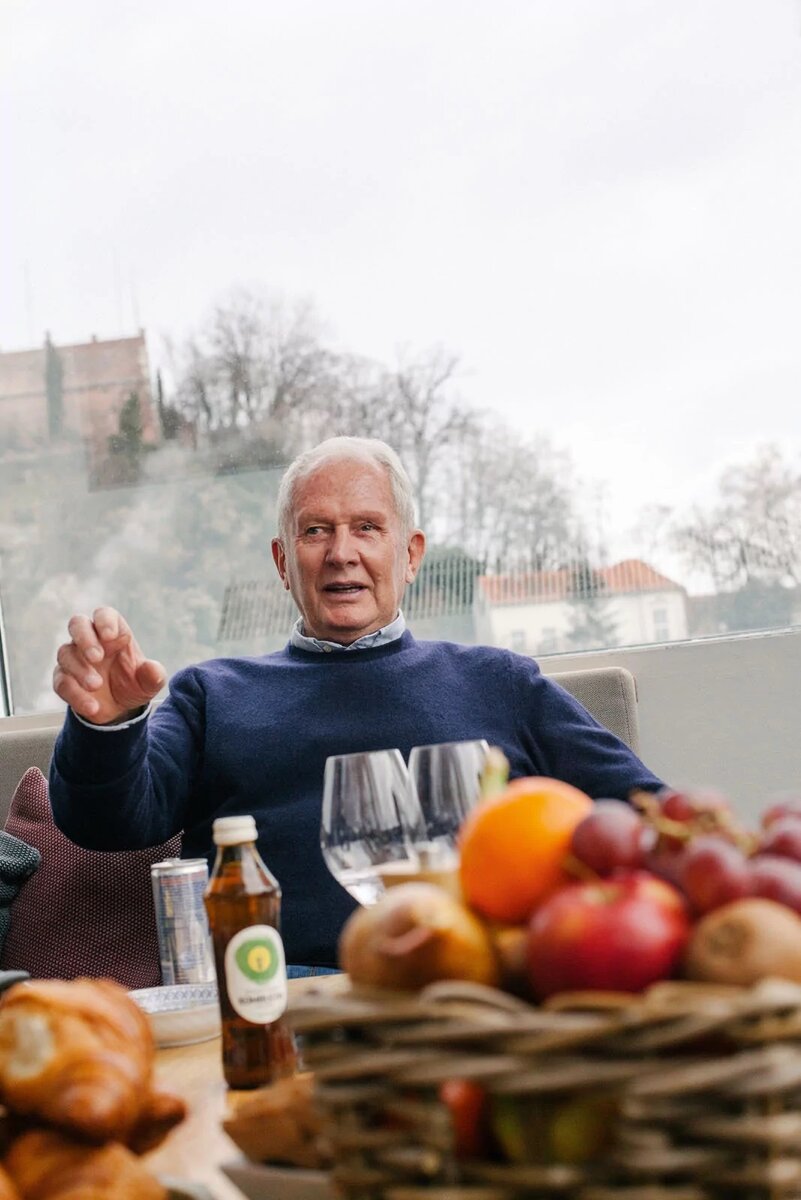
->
[0, 719, 62, 826]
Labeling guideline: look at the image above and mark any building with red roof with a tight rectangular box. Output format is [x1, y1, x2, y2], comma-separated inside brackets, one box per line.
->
[475, 558, 688, 655]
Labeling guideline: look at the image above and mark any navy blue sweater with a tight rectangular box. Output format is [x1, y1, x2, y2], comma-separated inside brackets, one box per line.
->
[50, 633, 662, 966]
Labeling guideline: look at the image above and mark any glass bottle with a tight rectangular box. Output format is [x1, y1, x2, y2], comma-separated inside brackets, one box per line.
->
[204, 814, 298, 1089]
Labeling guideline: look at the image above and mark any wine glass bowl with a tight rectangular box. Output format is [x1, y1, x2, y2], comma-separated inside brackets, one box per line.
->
[320, 749, 424, 905]
[408, 739, 490, 868]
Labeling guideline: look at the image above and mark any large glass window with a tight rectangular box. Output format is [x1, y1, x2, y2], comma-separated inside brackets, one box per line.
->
[2, 2, 800, 713]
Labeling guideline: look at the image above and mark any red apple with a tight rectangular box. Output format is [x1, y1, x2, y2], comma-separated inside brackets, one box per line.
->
[439, 1079, 491, 1159]
[526, 869, 690, 1000]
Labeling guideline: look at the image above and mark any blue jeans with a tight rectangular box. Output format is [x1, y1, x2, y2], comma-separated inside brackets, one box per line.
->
[286, 965, 341, 979]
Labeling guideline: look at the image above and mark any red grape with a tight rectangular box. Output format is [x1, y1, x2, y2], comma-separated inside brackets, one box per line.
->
[748, 854, 801, 914]
[658, 789, 697, 823]
[644, 842, 685, 887]
[661, 787, 731, 820]
[570, 800, 646, 875]
[762, 797, 801, 829]
[652, 791, 696, 851]
[676, 835, 751, 914]
[758, 817, 801, 862]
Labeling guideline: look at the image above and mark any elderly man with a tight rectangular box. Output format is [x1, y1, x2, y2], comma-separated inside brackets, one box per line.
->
[50, 436, 663, 969]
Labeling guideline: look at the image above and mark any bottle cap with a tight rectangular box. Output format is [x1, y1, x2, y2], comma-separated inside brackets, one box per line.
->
[212, 815, 258, 845]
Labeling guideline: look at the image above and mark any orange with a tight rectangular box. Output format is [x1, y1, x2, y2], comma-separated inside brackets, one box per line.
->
[459, 777, 592, 923]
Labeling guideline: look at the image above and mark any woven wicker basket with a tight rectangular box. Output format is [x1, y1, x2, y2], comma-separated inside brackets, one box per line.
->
[288, 976, 801, 1200]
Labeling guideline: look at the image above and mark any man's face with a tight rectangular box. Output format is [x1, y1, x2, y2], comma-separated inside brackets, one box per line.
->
[271, 458, 425, 644]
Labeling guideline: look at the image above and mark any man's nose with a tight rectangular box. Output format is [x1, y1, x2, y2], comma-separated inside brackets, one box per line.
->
[326, 527, 359, 564]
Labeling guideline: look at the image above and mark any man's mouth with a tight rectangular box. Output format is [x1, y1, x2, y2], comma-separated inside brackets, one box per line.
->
[323, 583, 366, 594]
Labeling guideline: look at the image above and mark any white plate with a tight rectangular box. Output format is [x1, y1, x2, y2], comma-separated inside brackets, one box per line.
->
[131, 982, 221, 1048]
[221, 1160, 336, 1200]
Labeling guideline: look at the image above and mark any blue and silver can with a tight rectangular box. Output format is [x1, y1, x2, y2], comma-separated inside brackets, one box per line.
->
[151, 858, 215, 985]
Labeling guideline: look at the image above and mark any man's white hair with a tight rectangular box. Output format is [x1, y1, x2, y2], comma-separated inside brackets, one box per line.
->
[276, 437, 417, 542]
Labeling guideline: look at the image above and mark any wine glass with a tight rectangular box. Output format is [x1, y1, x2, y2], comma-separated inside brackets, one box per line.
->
[408, 739, 490, 870]
[320, 749, 426, 905]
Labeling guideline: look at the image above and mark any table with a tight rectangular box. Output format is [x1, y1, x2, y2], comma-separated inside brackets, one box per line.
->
[145, 974, 348, 1199]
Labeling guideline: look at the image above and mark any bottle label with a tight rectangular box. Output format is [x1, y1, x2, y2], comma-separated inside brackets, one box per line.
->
[224, 924, 288, 1024]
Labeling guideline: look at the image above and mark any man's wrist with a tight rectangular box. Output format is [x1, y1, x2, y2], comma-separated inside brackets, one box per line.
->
[72, 704, 151, 731]
[100, 706, 148, 725]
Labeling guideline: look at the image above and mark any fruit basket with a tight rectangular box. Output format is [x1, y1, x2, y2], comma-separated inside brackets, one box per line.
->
[289, 975, 801, 1200]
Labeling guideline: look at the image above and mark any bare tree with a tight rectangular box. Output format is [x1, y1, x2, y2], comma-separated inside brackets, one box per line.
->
[629, 503, 674, 566]
[387, 347, 469, 529]
[306, 353, 397, 444]
[672, 444, 801, 590]
[309, 345, 470, 530]
[170, 288, 334, 445]
[438, 414, 584, 568]
[161, 289, 589, 571]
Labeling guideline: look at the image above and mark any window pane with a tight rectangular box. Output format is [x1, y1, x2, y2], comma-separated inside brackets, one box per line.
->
[2, 2, 800, 712]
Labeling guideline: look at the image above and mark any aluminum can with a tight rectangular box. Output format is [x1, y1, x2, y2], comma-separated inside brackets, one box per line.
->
[151, 858, 216, 985]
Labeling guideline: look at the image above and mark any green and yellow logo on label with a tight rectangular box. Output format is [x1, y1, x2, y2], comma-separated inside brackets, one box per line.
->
[225, 924, 288, 1024]
[235, 938, 279, 983]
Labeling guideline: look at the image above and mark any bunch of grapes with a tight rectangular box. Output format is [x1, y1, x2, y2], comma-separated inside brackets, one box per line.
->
[568, 789, 801, 917]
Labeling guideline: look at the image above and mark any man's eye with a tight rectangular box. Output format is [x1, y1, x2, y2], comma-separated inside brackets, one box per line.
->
[360, 522, 377, 532]
[305, 526, 323, 536]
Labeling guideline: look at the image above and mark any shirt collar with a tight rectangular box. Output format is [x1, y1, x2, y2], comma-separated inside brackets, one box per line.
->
[290, 610, 407, 653]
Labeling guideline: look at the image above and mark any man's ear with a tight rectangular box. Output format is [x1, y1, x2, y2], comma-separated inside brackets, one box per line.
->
[405, 530, 426, 584]
[271, 538, 291, 591]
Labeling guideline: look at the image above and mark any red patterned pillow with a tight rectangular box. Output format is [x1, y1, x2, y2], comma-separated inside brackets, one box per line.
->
[0, 767, 182, 989]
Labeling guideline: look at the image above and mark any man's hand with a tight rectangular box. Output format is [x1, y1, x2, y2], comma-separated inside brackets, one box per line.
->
[53, 607, 167, 725]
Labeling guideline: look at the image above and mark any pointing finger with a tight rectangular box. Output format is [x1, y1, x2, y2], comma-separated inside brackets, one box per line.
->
[92, 606, 132, 645]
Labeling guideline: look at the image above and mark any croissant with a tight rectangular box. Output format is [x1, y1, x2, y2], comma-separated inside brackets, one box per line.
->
[0, 1165, 19, 1200]
[126, 1087, 187, 1156]
[3, 1129, 166, 1200]
[0, 979, 156, 1142]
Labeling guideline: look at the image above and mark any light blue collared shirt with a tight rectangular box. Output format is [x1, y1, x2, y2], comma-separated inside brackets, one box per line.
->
[290, 610, 407, 653]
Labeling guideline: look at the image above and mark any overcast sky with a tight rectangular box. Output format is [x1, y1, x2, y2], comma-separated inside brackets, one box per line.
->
[3, 0, 801, 559]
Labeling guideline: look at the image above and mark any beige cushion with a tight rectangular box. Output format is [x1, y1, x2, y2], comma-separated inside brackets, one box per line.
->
[548, 666, 640, 753]
[0, 727, 58, 828]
